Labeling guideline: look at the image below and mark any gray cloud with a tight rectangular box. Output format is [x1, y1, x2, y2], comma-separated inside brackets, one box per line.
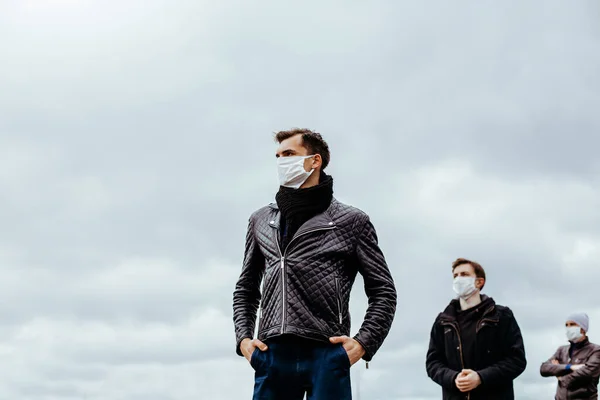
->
[1, 0, 599, 398]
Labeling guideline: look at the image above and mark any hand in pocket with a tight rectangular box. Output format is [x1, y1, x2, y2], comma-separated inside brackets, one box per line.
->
[241, 338, 268, 362]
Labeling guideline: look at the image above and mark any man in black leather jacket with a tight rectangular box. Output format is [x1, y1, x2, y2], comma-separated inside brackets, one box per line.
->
[426, 258, 527, 400]
[233, 129, 397, 400]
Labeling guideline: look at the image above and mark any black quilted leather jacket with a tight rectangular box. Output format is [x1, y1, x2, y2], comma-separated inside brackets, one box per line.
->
[233, 198, 397, 362]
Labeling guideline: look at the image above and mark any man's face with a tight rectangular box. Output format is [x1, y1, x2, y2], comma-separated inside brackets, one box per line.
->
[452, 263, 484, 290]
[276, 134, 321, 172]
[566, 321, 584, 335]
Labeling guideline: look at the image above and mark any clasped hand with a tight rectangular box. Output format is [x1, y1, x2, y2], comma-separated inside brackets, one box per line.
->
[455, 369, 481, 392]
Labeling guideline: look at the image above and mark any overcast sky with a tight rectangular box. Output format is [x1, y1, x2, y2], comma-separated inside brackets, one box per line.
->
[1, 0, 599, 399]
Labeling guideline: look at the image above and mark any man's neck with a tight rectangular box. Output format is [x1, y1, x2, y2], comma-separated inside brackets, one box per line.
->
[573, 335, 588, 344]
[459, 292, 482, 310]
[299, 169, 321, 189]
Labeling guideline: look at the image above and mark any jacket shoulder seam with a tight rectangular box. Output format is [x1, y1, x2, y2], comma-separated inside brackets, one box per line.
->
[250, 205, 276, 219]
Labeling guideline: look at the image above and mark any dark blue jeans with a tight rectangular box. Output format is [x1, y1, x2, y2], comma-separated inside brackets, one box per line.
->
[250, 336, 352, 400]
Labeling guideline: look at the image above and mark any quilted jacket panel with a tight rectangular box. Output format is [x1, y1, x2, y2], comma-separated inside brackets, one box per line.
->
[233, 198, 397, 361]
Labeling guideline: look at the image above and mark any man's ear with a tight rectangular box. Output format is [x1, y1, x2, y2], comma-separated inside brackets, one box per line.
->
[311, 154, 322, 170]
[476, 278, 485, 290]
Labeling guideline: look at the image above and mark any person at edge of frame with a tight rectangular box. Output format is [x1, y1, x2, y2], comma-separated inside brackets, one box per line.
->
[541, 313, 600, 400]
[232, 129, 397, 400]
[426, 258, 527, 400]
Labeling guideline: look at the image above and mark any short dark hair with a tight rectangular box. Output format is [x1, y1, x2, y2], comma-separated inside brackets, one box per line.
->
[274, 128, 331, 170]
[452, 258, 486, 290]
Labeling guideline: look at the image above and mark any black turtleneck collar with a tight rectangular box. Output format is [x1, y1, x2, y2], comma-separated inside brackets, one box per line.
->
[275, 171, 334, 250]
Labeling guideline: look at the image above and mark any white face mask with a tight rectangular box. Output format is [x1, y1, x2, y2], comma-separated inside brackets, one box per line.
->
[277, 155, 315, 189]
[453, 276, 478, 300]
[566, 326, 583, 342]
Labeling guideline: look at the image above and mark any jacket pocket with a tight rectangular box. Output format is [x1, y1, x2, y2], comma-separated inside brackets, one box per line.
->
[250, 348, 260, 370]
[335, 278, 343, 324]
[336, 343, 351, 369]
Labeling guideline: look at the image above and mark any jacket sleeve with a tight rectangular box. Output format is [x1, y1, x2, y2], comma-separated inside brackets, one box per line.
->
[425, 320, 460, 390]
[476, 308, 527, 385]
[540, 348, 571, 377]
[351, 214, 397, 361]
[560, 348, 600, 389]
[232, 216, 265, 357]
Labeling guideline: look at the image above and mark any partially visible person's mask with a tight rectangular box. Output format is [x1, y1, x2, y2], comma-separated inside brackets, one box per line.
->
[277, 155, 315, 189]
[453, 276, 478, 300]
[566, 326, 584, 342]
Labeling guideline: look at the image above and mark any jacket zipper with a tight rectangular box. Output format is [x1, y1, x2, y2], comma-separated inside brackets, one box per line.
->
[255, 277, 265, 338]
[275, 225, 336, 334]
[438, 306, 496, 399]
[335, 277, 343, 324]
[442, 321, 469, 400]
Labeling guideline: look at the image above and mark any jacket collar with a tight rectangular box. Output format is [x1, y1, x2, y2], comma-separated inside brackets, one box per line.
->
[570, 337, 590, 349]
[439, 295, 496, 322]
[268, 198, 338, 234]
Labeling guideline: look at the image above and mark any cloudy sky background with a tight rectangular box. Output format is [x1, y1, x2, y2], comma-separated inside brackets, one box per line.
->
[1, 0, 599, 399]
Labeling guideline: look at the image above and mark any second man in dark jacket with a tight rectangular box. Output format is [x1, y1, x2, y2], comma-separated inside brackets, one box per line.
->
[426, 258, 527, 400]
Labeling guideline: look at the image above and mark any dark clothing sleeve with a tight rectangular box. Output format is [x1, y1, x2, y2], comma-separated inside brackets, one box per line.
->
[540, 349, 571, 377]
[476, 309, 527, 385]
[560, 348, 600, 389]
[232, 217, 265, 356]
[426, 320, 460, 390]
[352, 214, 397, 361]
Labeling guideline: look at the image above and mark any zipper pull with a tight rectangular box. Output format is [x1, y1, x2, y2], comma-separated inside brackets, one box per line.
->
[366, 361, 369, 369]
[339, 313, 342, 324]
[280, 257, 285, 269]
